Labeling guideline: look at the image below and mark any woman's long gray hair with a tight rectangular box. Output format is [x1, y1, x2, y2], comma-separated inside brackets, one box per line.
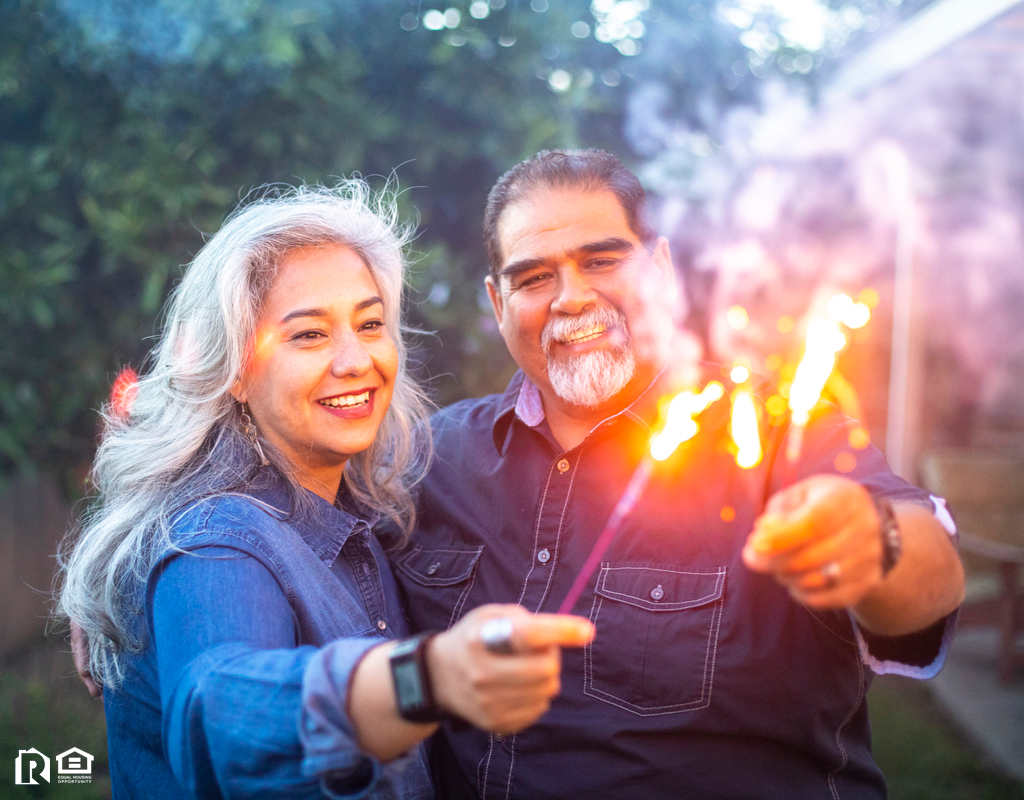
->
[57, 180, 432, 687]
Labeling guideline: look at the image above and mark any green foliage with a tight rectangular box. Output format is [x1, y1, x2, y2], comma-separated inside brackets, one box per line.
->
[0, 0, 819, 487]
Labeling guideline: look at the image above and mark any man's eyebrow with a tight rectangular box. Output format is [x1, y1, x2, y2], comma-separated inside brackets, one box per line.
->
[280, 296, 382, 323]
[497, 258, 545, 279]
[497, 238, 636, 279]
[577, 237, 635, 255]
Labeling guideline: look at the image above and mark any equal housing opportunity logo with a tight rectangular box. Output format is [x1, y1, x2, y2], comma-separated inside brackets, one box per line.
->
[15, 747, 93, 785]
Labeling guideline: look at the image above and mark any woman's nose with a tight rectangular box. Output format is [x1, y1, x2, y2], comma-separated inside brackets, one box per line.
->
[331, 334, 373, 378]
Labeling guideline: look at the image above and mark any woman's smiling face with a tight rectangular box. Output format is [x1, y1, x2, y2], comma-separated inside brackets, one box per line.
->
[233, 243, 398, 501]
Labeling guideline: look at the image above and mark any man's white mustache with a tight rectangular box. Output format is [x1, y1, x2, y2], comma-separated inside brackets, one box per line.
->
[541, 307, 628, 353]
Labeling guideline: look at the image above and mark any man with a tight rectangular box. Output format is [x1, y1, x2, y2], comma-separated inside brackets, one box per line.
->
[393, 149, 964, 799]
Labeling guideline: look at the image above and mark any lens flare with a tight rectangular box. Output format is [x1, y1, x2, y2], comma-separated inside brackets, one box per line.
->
[730, 365, 750, 384]
[730, 389, 762, 469]
[726, 305, 749, 330]
[110, 367, 138, 420]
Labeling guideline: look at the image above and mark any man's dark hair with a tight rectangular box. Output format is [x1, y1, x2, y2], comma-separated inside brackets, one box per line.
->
[483, 149, 657, 276]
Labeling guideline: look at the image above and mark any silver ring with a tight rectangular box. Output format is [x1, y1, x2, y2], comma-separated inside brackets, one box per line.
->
[480, 617, 515, 654]
[821, 561, 841, 588]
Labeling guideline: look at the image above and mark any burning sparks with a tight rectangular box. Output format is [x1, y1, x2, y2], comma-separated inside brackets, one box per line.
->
[726, 305, 749, 330]
[649, 381, 724, 461]
[826, 293, 871, 329]
[730, 389, 762, 469]
[788, 318, 847, 427]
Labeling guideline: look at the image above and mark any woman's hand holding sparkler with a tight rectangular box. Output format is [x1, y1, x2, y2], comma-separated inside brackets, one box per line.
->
[427, 605, 595, 735]
[742, 474, 965, 635]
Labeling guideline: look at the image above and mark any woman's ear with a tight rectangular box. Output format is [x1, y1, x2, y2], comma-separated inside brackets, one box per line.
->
[230, 377, 248, 405]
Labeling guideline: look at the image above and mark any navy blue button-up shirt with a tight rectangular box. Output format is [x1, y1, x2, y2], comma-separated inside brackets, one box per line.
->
[104, 470, 433, 800]
[394, 368, 955, 800]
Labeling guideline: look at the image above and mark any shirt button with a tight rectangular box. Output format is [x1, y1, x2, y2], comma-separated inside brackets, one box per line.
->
[556, 458, 570, 473]
[650, 585, 664, 601]
[537, 548, 551, 564]
[377, 619, 387, 630]
[427, 562, 440, 576]
[494, 733, 505, 742]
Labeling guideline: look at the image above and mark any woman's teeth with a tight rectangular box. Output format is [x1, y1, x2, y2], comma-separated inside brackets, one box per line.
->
[319, 391, 370, 408]
[564, 326, 606, 345]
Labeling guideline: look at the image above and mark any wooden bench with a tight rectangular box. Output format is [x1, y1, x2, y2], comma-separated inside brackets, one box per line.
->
[919, 450, 1024, 683]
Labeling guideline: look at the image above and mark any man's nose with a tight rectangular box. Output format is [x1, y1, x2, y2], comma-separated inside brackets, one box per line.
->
[551, 268, 597, 316]
[331, 333, 373, 378]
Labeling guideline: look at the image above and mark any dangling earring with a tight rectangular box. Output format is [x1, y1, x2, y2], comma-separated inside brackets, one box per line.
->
[239, 403, 269, 466]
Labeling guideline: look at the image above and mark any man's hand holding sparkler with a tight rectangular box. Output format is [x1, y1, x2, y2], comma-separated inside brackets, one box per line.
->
[742, 474, 965, 636]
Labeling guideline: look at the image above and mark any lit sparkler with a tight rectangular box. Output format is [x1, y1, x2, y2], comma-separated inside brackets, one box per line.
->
[784, 294, 872, 469]
[557, 380, 723, 614]
[731, 389, 762, 469]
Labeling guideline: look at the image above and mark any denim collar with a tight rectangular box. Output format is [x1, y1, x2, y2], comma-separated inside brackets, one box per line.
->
[246, 469, 374, 568]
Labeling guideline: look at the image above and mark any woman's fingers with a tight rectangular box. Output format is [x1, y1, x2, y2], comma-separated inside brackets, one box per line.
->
[430, 605, 594, 733]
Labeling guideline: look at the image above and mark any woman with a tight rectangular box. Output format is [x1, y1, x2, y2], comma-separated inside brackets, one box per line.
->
[58, 182, 593, 799]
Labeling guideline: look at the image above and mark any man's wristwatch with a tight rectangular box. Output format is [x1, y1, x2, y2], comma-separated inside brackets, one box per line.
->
[873, 496, 902, 577]
[389, 631, 446, 723]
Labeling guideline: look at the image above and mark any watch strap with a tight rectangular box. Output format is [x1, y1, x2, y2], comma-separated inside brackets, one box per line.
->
[389, 631, 446, 724]
[873, 496, 902, 577]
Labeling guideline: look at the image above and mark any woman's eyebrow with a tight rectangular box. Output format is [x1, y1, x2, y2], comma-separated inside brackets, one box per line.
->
[279, 297, 382, 324]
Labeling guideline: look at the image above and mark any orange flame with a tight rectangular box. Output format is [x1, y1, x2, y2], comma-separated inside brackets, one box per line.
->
[788, 318, 846, 426]
[730, 389, 762, 469]
[649, 381, 724, 462]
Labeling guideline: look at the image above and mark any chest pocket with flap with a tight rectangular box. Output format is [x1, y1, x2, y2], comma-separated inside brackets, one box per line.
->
[396, 545, 483, 630]
[585, 564, 726, 716]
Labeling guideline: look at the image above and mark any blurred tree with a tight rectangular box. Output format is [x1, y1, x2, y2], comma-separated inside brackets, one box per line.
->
[0, 0, 847, 490]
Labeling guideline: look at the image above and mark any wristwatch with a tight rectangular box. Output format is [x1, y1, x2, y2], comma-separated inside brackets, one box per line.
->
[873, 496, 902, 577]
[389, 631, 446, 723]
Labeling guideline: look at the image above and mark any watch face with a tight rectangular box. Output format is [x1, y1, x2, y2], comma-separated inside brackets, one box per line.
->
[393, 660, 425, 707]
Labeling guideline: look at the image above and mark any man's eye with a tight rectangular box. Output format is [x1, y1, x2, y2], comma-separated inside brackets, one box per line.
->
[519, 273, 550, 288]
[587, 258, 617, 269]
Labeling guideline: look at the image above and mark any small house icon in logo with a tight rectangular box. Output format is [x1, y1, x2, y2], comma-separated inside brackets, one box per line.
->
[55, 747, 93, 775]
[15, 748, 50, 784]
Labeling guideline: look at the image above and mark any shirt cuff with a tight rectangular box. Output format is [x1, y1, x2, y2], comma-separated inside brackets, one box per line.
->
[300, 637, 383, 797]
[854, 494, 960, 678]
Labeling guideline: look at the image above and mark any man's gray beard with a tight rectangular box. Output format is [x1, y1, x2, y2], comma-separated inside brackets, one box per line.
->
[546, 346, 638, 409]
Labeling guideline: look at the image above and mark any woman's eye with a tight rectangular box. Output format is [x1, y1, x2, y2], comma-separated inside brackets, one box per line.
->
[293, 330, 325, 341]
[361, 319, 385, 332]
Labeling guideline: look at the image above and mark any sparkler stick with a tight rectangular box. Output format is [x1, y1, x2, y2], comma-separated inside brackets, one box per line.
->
[556, 381, 724, 614]
[556, 456, 654, 614]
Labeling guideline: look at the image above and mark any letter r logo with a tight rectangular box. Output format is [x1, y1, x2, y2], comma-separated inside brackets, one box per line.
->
[15, 748, 51, 784]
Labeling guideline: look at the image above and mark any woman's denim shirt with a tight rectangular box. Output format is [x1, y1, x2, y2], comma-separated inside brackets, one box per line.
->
[103, 472, 433, 800]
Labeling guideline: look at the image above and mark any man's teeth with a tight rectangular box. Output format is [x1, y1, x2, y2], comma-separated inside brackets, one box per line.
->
[563, 325, 606, 345]
[319, 391, 370, 408]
